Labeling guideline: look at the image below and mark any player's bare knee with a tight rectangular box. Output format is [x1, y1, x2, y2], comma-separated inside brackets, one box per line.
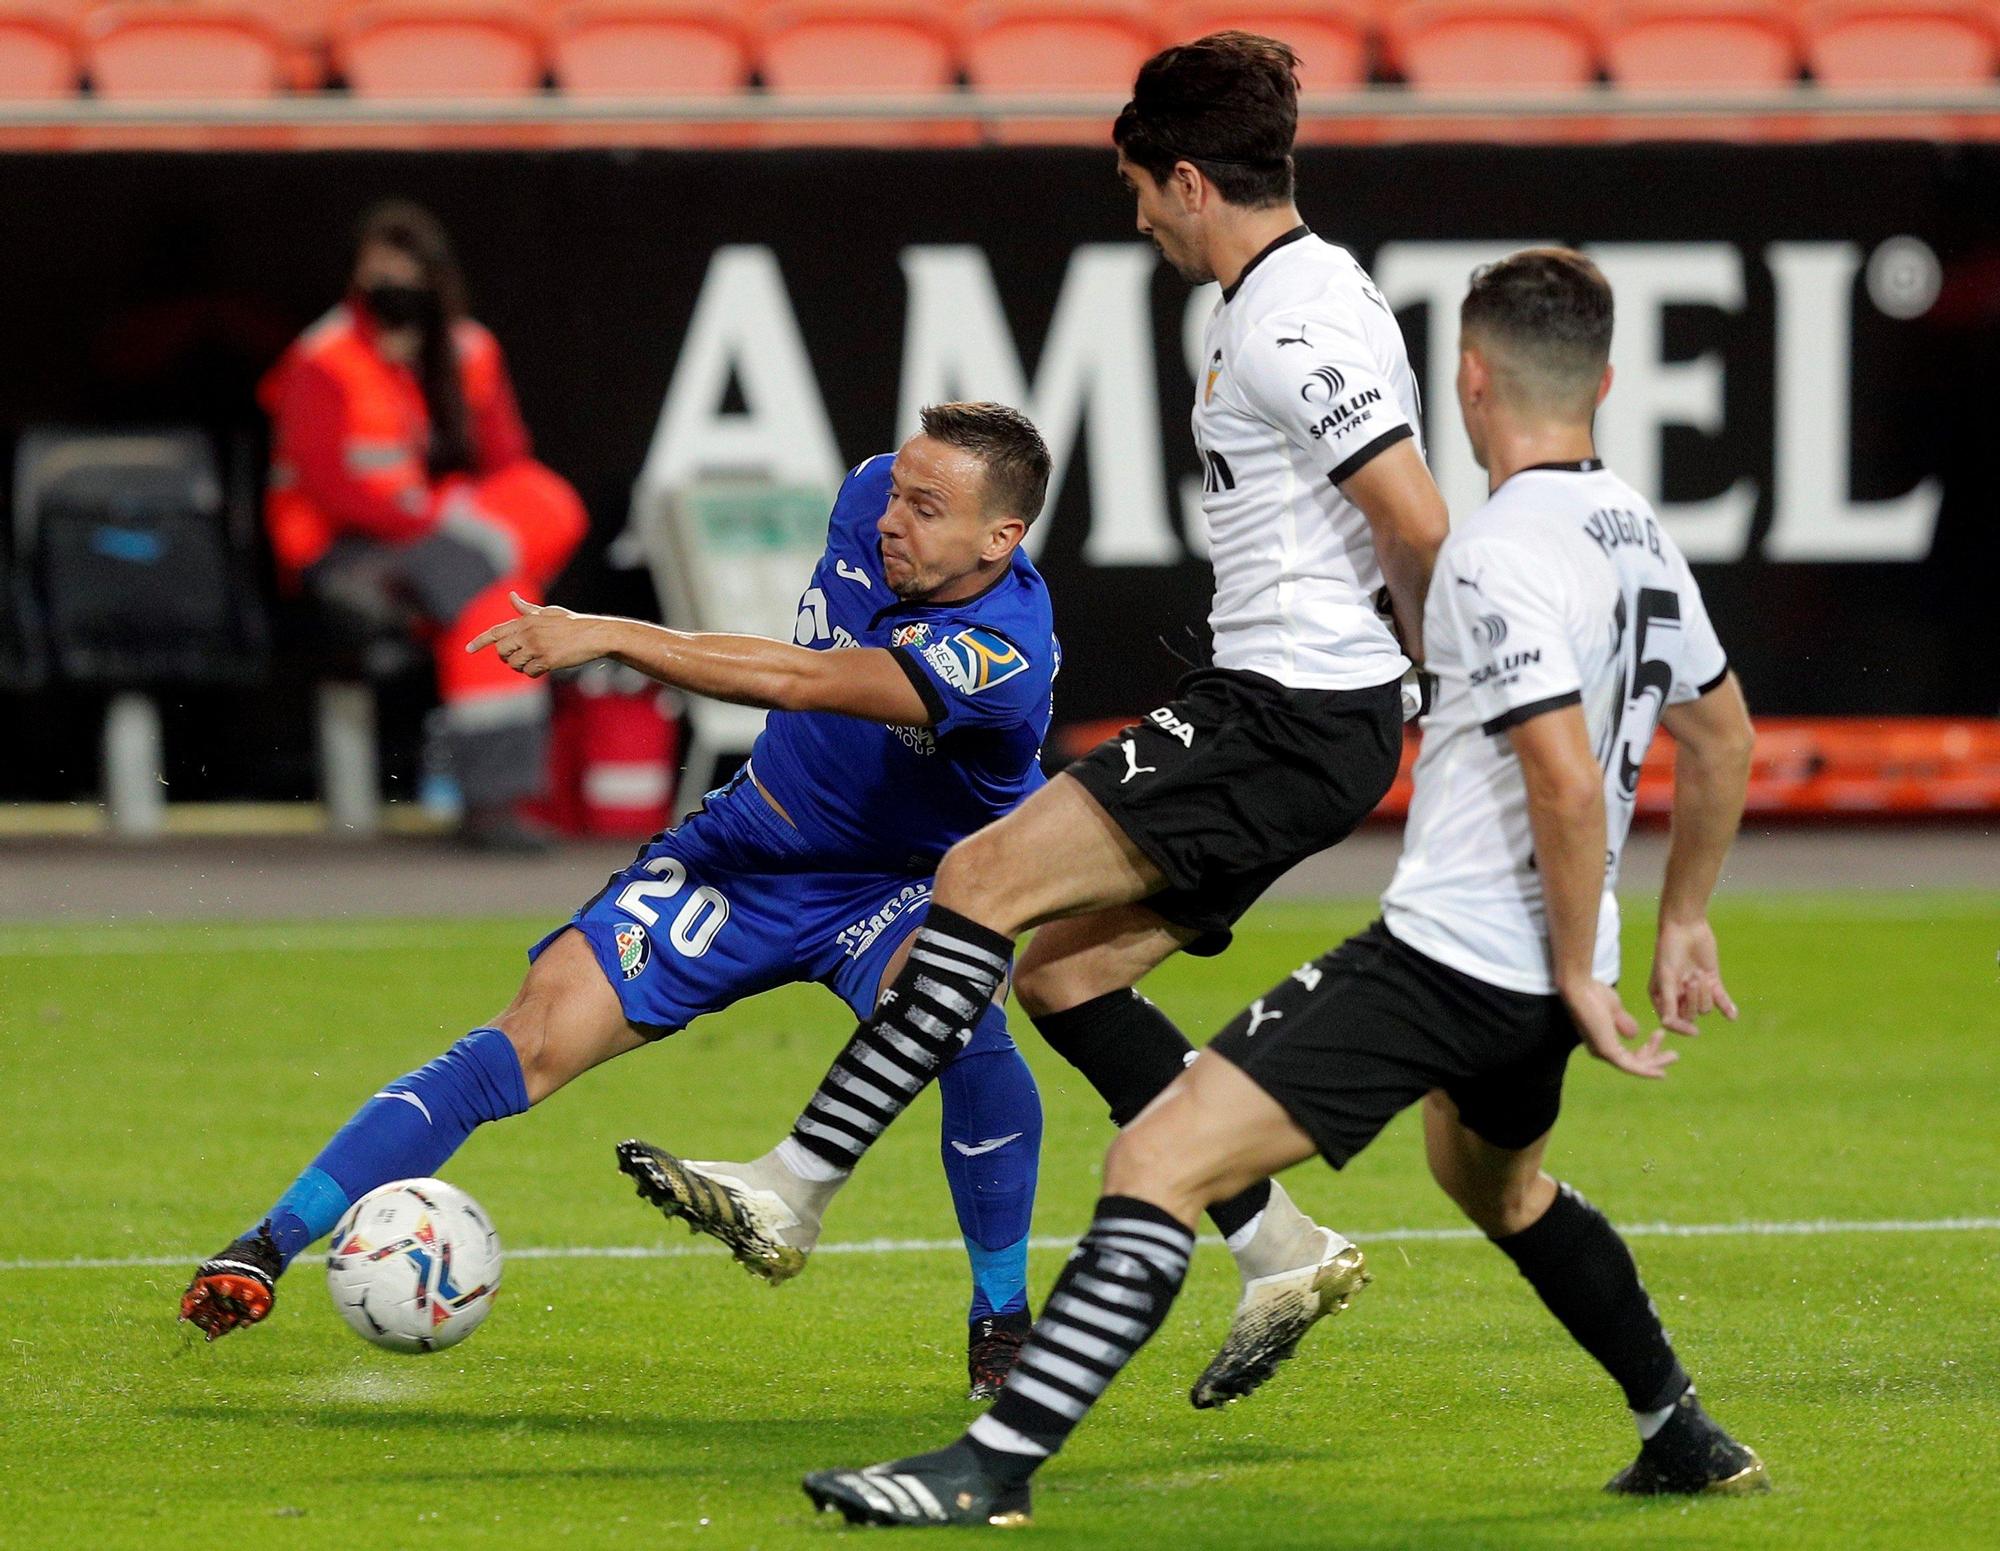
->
[1102, 1124, 1183, 1206]
[496, 928, 631, 1105]
[1103, 1102, 1220, 1217]
[495, 1011, 557, 1105]
[934, 828, 1025, 925]
[932, 833, 988, 904]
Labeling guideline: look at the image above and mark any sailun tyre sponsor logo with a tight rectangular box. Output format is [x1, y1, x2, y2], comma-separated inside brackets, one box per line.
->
[1472, 612, 1509, 649]
[1470, 649, 1542, 688]
[614, 921, 651, 981]
[1300, 364, 1347, 404]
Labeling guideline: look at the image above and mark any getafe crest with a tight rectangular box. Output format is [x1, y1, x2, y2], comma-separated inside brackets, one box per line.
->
[614, 921, 650, 981]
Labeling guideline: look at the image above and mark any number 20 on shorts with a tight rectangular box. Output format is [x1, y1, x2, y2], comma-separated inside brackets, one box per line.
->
[615, 857, 731, 957]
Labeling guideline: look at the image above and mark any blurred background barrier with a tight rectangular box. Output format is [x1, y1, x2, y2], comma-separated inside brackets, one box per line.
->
[0, 133, 1992, 826]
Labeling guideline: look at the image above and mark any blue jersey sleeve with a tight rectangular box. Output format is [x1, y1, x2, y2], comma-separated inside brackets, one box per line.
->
[891, 624, 1046, 735]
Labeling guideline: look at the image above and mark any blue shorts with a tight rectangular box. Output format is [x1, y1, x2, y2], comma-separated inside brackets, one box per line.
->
[531, 775, 1011, 1053]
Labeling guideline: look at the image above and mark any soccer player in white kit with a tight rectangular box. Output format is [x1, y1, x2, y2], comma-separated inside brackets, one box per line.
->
[633, 31, 1450, 1415]
[804, 250, 1767, 1526]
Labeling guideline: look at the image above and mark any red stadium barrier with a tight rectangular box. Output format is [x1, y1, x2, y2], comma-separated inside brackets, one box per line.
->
[1051, 717, 2000, 819]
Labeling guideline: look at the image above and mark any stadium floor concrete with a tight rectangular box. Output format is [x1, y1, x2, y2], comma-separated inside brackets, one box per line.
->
[0, 823, 1990, 922]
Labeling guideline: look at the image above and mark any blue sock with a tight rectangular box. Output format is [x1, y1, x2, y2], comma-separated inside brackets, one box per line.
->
[939, 1003, 1041, 1323]
[256, 1027, 530, 1270]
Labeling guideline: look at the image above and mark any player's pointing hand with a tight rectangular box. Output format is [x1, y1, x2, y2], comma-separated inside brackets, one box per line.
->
[466, 591, 613, 679]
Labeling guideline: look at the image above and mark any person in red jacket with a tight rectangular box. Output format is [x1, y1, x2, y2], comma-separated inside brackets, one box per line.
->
[261, 200, 587, 848]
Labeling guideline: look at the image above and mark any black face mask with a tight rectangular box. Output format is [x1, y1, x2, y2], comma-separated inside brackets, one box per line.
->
[362, 282, 438, 329]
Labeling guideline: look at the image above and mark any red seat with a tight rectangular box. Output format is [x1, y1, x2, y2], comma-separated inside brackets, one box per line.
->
[548, 2, 749, 96]
[1605, 1, 1801, 87]
[193, 1, 336, 88]
[1802, 1, 1999, 86]
[0, 10, 76, 98]
[758, 0, 966, 143]
[1167, 2, 1373, 92]
[964, 0, 1160, 143]
[88, 5, 285, 99]
[1385, 0, 1601, 89]
[333, 1, 545, 97]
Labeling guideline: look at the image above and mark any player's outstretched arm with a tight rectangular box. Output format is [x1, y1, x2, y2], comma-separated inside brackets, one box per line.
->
[1651, 672, 1755, 1035]
[1338, 438, 1449, 663]
[467, 593, 933, 725]
[1510, 704, 1675, 1080]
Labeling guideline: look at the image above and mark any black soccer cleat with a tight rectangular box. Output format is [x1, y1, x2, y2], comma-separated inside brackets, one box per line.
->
[178, 1225, 283, 1342]
[804, 1441, 1031, 1528]
[1606, 1388, 1770, 1497]
[966, 1311, 1031, 1401]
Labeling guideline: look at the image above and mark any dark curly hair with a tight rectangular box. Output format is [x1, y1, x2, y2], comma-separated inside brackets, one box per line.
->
[1112, 32, 1299, 208]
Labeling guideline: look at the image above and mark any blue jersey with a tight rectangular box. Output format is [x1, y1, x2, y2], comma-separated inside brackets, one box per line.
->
[746, 454, 1058, 873]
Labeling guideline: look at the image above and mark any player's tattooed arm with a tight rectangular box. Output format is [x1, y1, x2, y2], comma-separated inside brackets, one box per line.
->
[1338, 438, 1448, 663]
[1510, 704, 1677, 1081]
[467, 593, 933, 725]
[1652, 671, 1754, 1035]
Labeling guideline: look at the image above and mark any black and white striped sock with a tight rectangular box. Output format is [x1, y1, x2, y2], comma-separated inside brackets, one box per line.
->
[965, 1196, 1194, 1480]
[788, 905, 1014, 1171]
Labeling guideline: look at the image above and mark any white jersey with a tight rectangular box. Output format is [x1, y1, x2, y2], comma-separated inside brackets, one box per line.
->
[1194, 229, 1423, 690]
[1382, 461, 1729, 995]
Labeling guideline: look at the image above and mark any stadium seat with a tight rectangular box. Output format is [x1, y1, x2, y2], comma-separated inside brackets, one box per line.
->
[757, 0, 967, 145]
[87, 6, 286, 100]
[196, 0, 337, 89]
[1383, 0, 1602, 89]
[332, 2, 546, 97]
[964, 0, 1161, 144]
[1801, 1, 2000, 86]
[1604, 2, 1801, 88]
[0, 10, 78, 99]
[548, 2, 750, 98]
[1167, 2, 1373, 93]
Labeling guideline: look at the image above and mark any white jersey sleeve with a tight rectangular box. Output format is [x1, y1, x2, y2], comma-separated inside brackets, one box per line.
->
[1666, 550, 1729, 705]
[1435, 533, 1585, 734]
[1231, 308, 1417, 488]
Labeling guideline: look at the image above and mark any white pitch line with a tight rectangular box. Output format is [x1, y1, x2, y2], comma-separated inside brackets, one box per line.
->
[4, 1215, 1995, 1274]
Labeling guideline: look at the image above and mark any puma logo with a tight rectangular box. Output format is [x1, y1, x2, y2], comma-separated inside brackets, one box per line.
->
[1275, 326, 1310, 348]
[1120, 739, 1156, 786]
[1243, 999, 1283, 1038]
[835, 559, 872, 589]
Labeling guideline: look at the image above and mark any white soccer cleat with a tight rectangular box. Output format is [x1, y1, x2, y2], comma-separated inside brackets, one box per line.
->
[616, 1140, 838, 1284]
[1191, 1183, 1370, 1408]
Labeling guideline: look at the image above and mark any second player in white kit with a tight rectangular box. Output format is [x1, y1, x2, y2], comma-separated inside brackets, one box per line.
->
[1385, 457, 1729, 993]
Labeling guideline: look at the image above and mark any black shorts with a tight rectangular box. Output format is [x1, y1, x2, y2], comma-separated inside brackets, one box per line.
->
[1065, 667, 1403, 953]
[1208, 921, 1580, 1166]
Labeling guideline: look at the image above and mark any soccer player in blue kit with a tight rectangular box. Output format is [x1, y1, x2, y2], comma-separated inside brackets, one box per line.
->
[179, 402, 1058, 1397]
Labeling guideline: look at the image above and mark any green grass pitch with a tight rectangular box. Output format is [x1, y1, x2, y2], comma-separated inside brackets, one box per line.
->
[1, 893, 1995, 1549]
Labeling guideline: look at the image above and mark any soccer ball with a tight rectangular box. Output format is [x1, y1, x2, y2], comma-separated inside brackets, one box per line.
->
[325, 1178, 502, 1353]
